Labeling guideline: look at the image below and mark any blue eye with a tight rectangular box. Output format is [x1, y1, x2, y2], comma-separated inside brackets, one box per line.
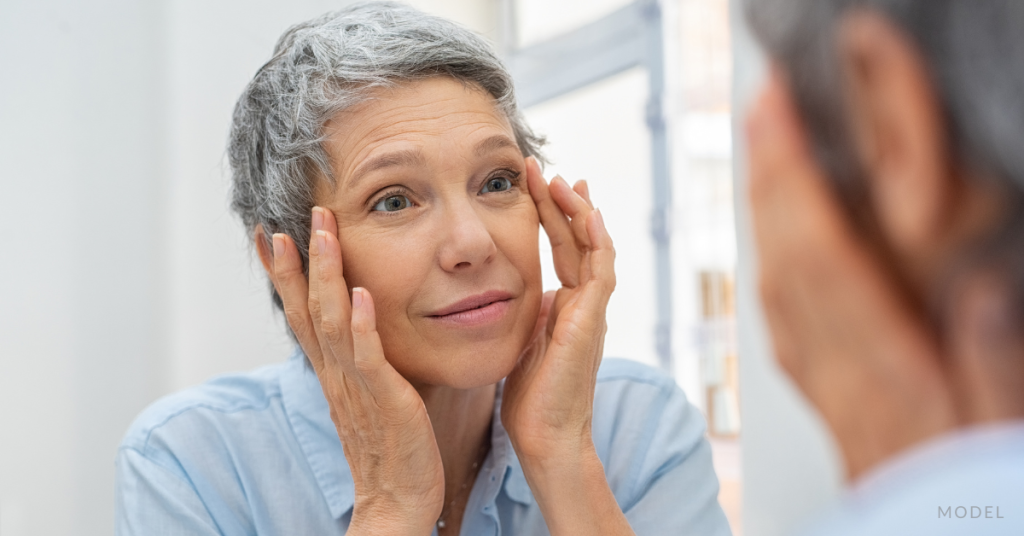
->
[372, 194, 411, 212]
[481, 176, 513, 193]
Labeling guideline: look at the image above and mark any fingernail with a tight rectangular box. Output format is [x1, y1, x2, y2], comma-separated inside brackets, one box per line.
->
[272, 234, 284, 259]
[352, 288, 364, 309]
[315, 230, 327, 255]
[312, 207, 324, 231]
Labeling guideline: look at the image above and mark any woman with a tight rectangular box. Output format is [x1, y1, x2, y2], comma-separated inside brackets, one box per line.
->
[115, 2, 730, 535]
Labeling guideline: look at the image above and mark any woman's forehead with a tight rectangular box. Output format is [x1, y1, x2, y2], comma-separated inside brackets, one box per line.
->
[324, 78, 518, 184]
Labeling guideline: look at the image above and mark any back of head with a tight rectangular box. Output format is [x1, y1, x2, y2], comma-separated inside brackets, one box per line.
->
[746, 0, 1024, 322]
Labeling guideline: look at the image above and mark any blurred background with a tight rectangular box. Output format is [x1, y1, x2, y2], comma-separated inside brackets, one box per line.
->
[0, 0, 840, 535]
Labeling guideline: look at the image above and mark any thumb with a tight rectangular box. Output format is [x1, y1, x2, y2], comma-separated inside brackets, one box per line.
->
[531, 291, 556, 343]
[350, 288, 404, 396]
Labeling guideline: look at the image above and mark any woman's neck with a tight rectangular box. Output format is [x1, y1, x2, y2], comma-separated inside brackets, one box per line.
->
[416, 382, 496, 508]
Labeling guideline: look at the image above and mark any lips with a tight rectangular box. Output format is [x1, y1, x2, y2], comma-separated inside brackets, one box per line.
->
[428, 290, 514, 318]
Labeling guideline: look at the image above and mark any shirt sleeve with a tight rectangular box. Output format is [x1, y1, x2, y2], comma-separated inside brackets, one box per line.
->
[595, 366, 733, 536]
[115, 447, 224, 536]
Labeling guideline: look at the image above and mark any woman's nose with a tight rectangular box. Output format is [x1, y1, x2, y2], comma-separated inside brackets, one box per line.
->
[437, 203, 497, 273]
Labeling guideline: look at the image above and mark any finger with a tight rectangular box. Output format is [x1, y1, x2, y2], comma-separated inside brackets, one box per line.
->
[526, 157, 582, 287]
[549, 175, 594, 250]
[350, 287, 407, 399]
[307, 207, 347, 378]
[272, 233, 326, 373]
[573, 210, 617, 320]
[313, 228, 357, 376]
[531, 290, 556, 344]
[586, 210, 615, 295]
[319, 203, 340, 238]
[573, 180, 593, 208]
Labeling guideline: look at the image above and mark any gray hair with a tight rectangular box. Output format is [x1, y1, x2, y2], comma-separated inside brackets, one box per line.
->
[228, 1, 545, 312]
[746, 0, 1024, 317]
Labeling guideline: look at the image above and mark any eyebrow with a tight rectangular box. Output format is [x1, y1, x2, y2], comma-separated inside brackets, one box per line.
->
[345, 135, 521, 192]
[347, 149, 426, 191]
[474, 134, 519, 157]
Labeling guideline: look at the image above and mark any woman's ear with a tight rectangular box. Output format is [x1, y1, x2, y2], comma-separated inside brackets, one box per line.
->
[254, 224, 275, 277]
[838, 10, 951, 264]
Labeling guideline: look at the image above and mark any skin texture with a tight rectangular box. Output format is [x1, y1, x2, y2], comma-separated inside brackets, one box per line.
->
[255, 77, 633, 536]
[748, 10, 1024, 482]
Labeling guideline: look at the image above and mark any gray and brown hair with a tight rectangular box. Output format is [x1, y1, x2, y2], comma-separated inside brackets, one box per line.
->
[228, 1, 545, 312]
[745, 0, 1024, 321]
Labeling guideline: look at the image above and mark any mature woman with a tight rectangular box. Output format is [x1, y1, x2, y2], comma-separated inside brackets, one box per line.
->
[116, 3, 730, 535]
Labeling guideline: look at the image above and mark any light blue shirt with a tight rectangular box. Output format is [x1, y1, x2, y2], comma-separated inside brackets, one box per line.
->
[115, 350, 732, 535]
[798, 422, 1024, 536]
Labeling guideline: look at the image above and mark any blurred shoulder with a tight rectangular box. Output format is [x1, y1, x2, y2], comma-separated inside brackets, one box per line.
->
[119, 360, 295, 454]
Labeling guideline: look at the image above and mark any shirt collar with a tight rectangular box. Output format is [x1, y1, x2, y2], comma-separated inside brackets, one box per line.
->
[485, 379, 534, 506]
[279, 348, 533, 520]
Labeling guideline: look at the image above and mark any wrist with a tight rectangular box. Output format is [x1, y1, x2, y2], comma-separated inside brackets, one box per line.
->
[518, 445, 633, 536]
[518, 440, 602, 489]
[349, 499, 437, 536]
[508, 419, 594, 467]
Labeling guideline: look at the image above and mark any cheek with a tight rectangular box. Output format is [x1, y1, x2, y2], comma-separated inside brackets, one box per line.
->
[338, 228, 428, 325]
[492, 204, 542, 289]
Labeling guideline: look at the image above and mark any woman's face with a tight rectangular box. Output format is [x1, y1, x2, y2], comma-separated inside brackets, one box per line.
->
[319, 77, 543, 389]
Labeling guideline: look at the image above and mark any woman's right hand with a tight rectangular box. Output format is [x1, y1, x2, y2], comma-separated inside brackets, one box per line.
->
[268, 206, 444, 535]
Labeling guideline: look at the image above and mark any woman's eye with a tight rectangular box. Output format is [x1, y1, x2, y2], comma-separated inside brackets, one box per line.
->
[372, 194, 411, 212]
[481, 176, 513, 193]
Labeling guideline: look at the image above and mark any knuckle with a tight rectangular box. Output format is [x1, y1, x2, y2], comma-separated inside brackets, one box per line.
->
[275, 261, 303, 279]
[353, 354, 379, 376]
[320, 314, 348, 346]
[283, 305, 309, 325]
[307, 295, 323, 317]
[350, 316, 371, 336]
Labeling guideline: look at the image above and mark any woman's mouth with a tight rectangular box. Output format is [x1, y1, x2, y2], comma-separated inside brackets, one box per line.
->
[427, 290, 514, 327]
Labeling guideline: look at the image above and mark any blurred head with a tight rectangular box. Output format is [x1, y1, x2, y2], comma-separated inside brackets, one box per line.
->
[228, 2, 545, 387]
[747, 0, 1024, 419]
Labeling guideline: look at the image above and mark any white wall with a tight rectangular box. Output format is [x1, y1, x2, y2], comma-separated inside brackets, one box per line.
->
[1, 2, 165, 534]
[0, 2, 496, 535]
[728, 1, 844, 535]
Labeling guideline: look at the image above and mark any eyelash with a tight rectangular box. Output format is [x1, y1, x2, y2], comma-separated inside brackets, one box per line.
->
[367, 168, 523, 215]
[481, 169, 523, 194]
[369, 187, 411, 215]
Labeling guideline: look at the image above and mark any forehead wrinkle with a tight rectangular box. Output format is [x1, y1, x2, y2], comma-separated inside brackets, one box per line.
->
[327, 84, 516, 195]
[338, 116, 513, 186]
[346, 148, 426, 193]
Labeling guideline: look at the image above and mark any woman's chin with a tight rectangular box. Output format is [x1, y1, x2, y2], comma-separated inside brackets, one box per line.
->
[396, 346, 522, 390]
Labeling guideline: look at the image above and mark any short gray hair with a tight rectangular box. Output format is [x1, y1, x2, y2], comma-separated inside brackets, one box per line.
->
[228, 1, 545, 312]
[746, 0, 1024, 316]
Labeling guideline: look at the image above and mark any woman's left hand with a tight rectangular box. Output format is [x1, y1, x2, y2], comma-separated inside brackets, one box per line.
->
[502, 156, 615, 460]
[501, 158, 632, 536]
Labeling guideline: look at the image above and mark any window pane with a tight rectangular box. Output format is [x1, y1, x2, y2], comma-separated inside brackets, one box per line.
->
[514, 0, 635, 47]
